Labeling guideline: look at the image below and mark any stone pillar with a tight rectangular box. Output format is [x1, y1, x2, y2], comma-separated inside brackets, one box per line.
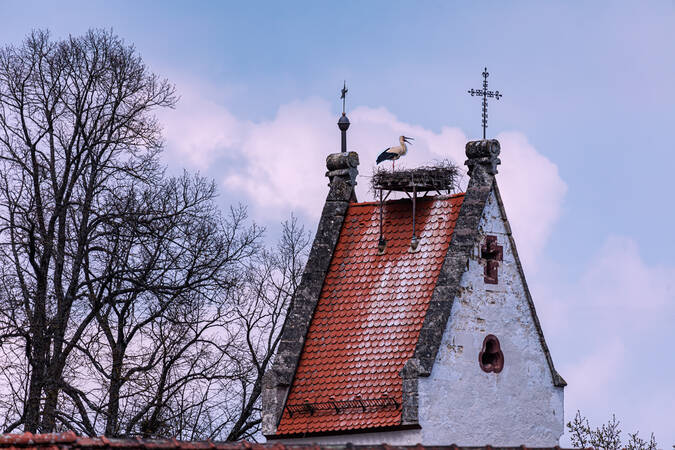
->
[262, 151, 359, 436]
[400, 358, 421, 426]
[401, 140, 501, 425]
[465, 138, 501, 179]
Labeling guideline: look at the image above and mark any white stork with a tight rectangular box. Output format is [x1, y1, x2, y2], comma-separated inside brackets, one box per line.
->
[376, 135, 414, 170]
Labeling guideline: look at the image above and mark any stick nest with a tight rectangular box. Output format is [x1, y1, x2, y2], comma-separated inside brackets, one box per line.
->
[371, 160, 461, 193]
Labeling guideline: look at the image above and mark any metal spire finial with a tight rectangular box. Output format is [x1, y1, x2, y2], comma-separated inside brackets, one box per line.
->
[338, 81, 350, 152]
[468, 67, 502, 139]
[340, 80, 348, 115]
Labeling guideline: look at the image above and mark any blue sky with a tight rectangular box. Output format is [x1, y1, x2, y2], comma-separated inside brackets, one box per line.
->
[2, 0, 674, 445]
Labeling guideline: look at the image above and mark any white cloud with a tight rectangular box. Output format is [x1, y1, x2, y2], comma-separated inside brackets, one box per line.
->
[223, 98, 335, 214]
[564, 336, 625, 406]
[542, 235, 675, 339]
[496, 132, 567, 270]
[161, 86, 567, 270]
[161, 83, 246, 169]
[579, 235, 675, 314]
[543, 235, 675, 445]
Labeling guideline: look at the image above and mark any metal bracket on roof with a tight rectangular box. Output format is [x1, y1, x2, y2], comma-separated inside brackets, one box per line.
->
[411, 183, 419, 250]
[355, 394, 366, 412]
[382, 393, 399, 409]
[373, 167, 457, 254]
[401, 182, 420, 251]
[329, 396, 340, 414]
[284, 396, 400, 417]
[378, 189, 387, 254]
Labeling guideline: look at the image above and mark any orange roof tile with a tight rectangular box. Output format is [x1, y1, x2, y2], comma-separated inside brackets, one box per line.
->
[276, 194, 464, 436]
[0, 432, 575, 450]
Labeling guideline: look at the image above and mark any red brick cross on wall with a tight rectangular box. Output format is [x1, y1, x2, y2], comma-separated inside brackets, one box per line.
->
[481, 235, 503, 284]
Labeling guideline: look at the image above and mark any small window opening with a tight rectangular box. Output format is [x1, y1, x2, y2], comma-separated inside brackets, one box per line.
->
[479, 334, 504, 373]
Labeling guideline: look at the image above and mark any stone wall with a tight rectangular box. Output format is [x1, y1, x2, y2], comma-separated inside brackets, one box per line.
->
[415, 189, 564, 446]
[273, 188, 564, 445]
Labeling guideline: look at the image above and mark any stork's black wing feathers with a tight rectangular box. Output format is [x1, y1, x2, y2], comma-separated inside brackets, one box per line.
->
[376, 147, 395, 164]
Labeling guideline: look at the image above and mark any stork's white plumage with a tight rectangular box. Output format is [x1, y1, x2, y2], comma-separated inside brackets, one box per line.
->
[376, 135, 414, 170]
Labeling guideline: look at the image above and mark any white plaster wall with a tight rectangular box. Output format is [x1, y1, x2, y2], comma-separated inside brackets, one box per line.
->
[272, 189, 563, 445]
[270, 428, 422, 445]
[416, 189, 564, 446]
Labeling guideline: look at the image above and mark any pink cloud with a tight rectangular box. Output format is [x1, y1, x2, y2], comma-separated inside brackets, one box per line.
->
[161, 90, 567, 272]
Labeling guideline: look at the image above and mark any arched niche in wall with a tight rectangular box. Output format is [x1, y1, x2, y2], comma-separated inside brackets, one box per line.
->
[479, 334, 504, 373]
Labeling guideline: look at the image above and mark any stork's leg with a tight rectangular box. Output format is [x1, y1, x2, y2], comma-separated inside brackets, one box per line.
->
[392, 160, 395, 171]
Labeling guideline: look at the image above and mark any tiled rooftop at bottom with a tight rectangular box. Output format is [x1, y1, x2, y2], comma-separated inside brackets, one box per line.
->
[0, 431, 577, 449]
[275, 194, 465, 436]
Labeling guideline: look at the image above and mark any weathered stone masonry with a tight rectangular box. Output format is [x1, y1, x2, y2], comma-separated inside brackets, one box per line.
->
[262, 151, 359, 435]
[400, 140, 502, 426]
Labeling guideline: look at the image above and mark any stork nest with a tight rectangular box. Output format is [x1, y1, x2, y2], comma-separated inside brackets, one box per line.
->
[371, 160, 461, 193]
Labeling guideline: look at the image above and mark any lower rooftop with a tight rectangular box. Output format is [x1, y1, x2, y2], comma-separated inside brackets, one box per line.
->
[0, 432, 579, 450]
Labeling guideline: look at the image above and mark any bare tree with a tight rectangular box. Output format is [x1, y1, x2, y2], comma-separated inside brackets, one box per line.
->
[567, 410, 659, 450]
[0, 28, 307, 441]
[59, 178, 262, 437]
[150, 216, 309, 441]
[222, 216, 308, 441]
[0, 28, 177, 432]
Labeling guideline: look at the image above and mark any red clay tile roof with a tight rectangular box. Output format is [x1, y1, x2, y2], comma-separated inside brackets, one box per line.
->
[0, 432, 576, 450]
[0, 432, 242, 450]
[275, 194, 464, 437]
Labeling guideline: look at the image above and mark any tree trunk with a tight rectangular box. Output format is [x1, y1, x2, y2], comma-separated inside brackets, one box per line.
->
[105, 346, 124, 437]
[39, 382, 59, 432]
[24, 354, 45, 433]
[25, 286, 49, 432]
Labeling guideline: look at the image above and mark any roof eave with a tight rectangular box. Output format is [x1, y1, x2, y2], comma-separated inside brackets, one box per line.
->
[267, 423, 422, 440]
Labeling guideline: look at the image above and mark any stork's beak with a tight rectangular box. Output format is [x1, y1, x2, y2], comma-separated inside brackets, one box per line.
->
[403, 136, 414, 144]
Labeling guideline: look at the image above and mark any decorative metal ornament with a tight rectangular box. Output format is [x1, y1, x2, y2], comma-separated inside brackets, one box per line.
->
[338, 81, 350, 152]
[468, 67, 502, 139]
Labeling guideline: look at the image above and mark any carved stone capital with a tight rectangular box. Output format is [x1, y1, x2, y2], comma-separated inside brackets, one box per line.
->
[465, 139, 501, 177]
[326, 151, 359, 187]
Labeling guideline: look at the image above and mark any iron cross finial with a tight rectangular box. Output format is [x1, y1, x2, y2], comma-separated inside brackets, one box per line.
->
[340, 81, 348, 115]
[468, 67, 502, 139]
